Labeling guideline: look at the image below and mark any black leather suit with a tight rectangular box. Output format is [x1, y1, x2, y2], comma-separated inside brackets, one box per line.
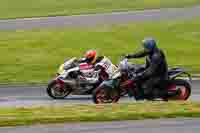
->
[127, 48, 168, 98]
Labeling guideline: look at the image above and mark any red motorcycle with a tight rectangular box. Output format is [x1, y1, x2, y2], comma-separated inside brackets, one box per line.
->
[92, 58, 192, 104]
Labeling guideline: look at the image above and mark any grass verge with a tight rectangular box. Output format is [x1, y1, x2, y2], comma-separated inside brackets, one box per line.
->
[1, 0, 200, 19]
[0, 102, 199, 127]
[0, 19, 200, 83]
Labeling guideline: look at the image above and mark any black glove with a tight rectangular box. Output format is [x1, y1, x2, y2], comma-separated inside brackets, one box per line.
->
[125, 54, 132, 59]
[125, 54, 137, 59]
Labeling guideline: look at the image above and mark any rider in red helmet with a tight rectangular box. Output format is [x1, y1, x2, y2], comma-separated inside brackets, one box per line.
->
[80, 49, 117, 82]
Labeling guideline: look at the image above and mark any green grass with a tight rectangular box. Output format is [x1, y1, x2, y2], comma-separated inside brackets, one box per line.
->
[1, 19, 200, 84]
[1, 0, 200, 19]
[0, 102, 199, 127]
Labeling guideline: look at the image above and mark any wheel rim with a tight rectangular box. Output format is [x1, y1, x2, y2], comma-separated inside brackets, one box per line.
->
[96, 89, 108, 104]
[96, 89, 119, 104]
[51, 84, 71, 98]
[168, 85, 190, 100]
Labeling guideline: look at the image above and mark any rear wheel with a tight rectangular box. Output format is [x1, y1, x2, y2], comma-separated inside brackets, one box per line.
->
[165, 79, 191, 101]
[92, 85, 120, 104]
[46, 80, 72, 99]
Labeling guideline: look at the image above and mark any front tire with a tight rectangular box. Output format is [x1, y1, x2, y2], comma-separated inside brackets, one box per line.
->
[46, 80, 72, 99]
[92, 85, 120, 104]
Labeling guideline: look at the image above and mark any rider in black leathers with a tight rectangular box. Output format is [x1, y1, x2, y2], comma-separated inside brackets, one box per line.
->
[125, 38, 168, 99]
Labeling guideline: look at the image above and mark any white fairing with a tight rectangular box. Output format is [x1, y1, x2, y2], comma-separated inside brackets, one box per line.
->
[95, 57, 117, 78]
[59, 67, 79, 79]
[111, 70, 121, 79]
[58, 57, 116, 83]
[79, 63, 95, 78]
[57, 57, 77, 74]
[79, 63, 99, 84]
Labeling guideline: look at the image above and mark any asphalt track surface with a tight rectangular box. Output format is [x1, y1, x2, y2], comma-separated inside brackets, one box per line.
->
[0, 80, 199, 107]
[0, 6, 200, 30]
[1, 118, 200, 133]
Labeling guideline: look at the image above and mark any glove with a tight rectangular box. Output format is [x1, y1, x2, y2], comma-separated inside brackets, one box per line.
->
[125, 54, 137, 59]
[125, 54, 132, 59]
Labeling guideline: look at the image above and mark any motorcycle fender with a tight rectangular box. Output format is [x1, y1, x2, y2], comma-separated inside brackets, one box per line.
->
[170, 71, 192, 83]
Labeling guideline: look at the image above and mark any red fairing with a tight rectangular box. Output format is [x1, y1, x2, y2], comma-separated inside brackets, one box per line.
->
[79, 63, 94, 70]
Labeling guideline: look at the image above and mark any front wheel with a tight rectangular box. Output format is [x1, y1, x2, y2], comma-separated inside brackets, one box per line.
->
[46, 80, 72, 99]
[92, 85, 120, 104]
[165, 79, 191, 101]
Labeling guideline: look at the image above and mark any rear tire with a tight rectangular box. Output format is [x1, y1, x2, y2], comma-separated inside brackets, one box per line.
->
[165, 79, 191, 101]
[92, 85, 120, 104]
[46, 80, 72, 99]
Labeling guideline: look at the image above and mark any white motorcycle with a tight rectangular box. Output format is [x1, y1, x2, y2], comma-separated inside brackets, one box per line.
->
[47, 57, 117, 99]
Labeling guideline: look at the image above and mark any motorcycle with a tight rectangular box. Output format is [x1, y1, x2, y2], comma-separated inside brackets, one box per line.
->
[92, 58, 192, 104]
[47, 57, 101, 99]
[47, 57, 117, 99]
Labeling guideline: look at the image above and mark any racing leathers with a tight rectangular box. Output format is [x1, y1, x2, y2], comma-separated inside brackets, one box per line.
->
[79, 56, 117, 84]
[126, 48, 168, 99]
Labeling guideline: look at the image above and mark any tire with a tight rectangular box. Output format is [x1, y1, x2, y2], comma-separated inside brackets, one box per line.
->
[92, 85, 120, 104]
[46, 80, 72, 99]
[165, 79, 191, 101]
